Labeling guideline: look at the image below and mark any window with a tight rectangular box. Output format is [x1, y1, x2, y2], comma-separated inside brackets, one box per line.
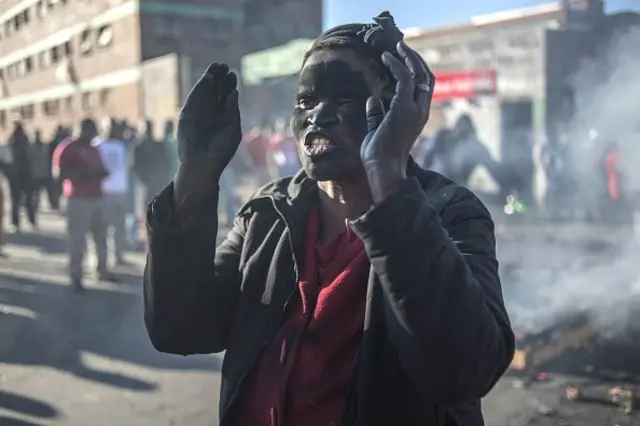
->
[16, 61, 26, 77]
[170, 19, 183, 38]
[96, 25, 113, 48]
[153, 17, 168, 37]
[43, 99, 60, 116]
[202, 19, 231, 41]
[64, 96, 73, 111]
[21, 104, 35, 120]
[7, 65, 15, 80]
[508, 33, 539, 49]
[82, 92, 91, 110]
[153, 16, 181, 39]
[38, 51, 50, 69]
[438, 44, 463, 61]
[51, 45, 63, 63]
[0, 110, 5, 129]
[474, 58, 493, 69]
[36, 1, 47, 18]
[497, 56, 515, 66]
[99, 88, 110, 106]
[64, 41, 72, 56]
[468, 39, 493, 54]
[79, 29, 93, 55]
[24, 57, 33, 73]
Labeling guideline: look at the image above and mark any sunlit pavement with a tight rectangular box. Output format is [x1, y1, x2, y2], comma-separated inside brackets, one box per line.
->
[0, 209, 222, 426]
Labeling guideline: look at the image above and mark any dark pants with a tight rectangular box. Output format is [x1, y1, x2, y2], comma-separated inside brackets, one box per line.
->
[10, 181, 36, 228]
[46, 177, 62, 210]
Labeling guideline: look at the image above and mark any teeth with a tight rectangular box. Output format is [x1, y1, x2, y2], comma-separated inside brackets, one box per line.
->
[304, 144, 335, 156]
[309, 137, 333, 146]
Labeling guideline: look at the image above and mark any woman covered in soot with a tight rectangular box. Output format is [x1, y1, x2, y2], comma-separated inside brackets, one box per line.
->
[144, 11, 514, 426]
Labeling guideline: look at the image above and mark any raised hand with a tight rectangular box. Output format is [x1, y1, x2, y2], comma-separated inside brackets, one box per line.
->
[173, 63, 242, 211]
[177, 63, 242, 180]
[360, 41, 435, 198]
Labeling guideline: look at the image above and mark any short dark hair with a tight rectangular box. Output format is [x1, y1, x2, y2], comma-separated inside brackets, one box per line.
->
[80, 118, 98, 137]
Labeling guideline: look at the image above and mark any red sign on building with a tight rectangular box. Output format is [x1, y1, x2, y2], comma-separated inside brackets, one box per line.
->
[432, 69, 497, 101]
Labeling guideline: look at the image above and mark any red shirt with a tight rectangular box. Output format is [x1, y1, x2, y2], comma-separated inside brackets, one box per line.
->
[605, 150, 620, 200]
[231, 207, 369, 426]
[56, 139, 105, 197]
[245, 132, 269, 168]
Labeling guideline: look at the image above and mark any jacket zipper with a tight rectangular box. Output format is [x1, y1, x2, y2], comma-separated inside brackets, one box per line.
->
[220, 196, 301, 426]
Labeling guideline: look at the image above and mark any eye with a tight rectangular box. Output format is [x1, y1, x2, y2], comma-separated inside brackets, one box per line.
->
[296, 96, 316, 110]
[338, 98, 355, 107]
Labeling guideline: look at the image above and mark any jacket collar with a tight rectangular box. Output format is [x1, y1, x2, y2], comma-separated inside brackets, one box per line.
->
[282, 157, 423, 203]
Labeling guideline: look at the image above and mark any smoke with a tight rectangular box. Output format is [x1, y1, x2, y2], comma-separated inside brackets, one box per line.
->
[503, 23, 640, 337]
[501, 233, 640, 336]
[563, 24, 640, 208]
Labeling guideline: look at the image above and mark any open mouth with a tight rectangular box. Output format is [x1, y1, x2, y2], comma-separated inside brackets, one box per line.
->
[303, 135, 338, 157]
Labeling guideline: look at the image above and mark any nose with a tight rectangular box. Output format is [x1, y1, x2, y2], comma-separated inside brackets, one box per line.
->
[308, 103, 339, 128]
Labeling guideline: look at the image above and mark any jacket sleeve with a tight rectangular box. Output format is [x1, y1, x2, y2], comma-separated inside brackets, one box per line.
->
[350, 177, 515, 405]
[143, 182, 244, 355]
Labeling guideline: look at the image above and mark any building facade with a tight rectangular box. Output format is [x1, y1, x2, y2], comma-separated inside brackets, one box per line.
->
[0, 0, 244, 140]
[404, 0, 610, 206]
[242, 0, 322, 55]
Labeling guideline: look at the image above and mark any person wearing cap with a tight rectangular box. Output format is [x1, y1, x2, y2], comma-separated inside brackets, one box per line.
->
[55, 118, 116, 291]
[144, 12, 514, 426]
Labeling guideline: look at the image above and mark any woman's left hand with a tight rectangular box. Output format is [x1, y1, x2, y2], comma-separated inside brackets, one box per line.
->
[360, 41, 435, 200]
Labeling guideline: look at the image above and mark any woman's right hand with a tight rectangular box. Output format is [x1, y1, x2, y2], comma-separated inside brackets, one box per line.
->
[174, 63, 242, 210]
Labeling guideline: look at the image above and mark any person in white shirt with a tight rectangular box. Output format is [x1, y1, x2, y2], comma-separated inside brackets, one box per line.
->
[95, 118, 130, 265]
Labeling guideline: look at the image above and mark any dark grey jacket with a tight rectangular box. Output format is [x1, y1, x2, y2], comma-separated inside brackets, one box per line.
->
[144, 160, 515, 426]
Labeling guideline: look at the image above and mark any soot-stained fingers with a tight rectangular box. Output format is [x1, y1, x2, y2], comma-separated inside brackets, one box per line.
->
[381, 51, 414, 103]
[397, 41, 428, 85]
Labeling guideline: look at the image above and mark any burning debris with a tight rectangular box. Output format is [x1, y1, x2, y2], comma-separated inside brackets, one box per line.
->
[508, 312, 600, 378]
[503, 308, 640, 424]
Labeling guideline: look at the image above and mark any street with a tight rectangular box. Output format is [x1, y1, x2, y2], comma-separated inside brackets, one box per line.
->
[0, 209, 221, 426]
[0, 207, 633, 426]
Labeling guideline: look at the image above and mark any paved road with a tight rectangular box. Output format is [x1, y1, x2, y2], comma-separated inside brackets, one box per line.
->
[0, 207, 628, 426]
[0, 210, 221, 426]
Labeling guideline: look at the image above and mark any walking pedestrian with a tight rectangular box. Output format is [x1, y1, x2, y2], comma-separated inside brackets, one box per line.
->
[46, 125, 69, 211]
[95, 118, 130, 265]
[7, 121, 36, 232]
[55, 118, 117, 291]
[30, 129, 51, 216]
[132, 119, 172, 247]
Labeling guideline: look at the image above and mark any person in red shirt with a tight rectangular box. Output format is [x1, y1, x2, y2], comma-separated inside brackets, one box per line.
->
[53, 118, 116, 291]
[144, 11, 514, 426]
[244, 125, 271, 184]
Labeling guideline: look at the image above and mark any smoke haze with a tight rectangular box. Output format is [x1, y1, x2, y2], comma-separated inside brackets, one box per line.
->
[502, 25, 640, 336]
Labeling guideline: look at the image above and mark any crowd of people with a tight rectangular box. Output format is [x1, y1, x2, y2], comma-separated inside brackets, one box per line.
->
[411, 116, 630, 221]
[0, 117, 179, 289]
[0, 114, 304, 289]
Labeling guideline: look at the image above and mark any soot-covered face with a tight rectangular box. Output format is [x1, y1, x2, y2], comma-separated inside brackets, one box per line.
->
[291, 49, 388, 182]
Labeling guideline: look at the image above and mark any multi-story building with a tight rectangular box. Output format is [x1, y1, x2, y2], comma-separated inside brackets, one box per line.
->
[0, 0, 245, 140]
